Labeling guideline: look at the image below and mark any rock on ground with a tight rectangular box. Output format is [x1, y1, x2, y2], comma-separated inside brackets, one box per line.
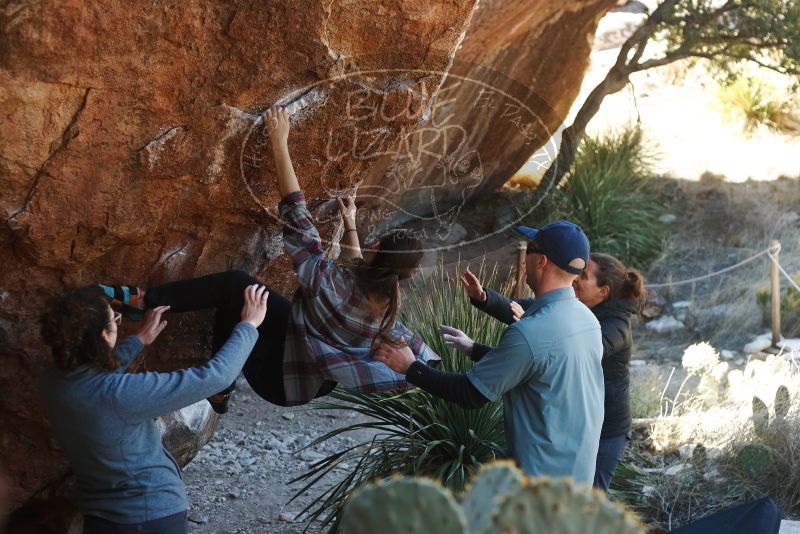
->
[157, 401, 219, 467]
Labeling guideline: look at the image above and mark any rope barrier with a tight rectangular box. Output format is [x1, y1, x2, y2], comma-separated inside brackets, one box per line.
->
[647, 246, 776, 289]
[768, 251, 800, 293]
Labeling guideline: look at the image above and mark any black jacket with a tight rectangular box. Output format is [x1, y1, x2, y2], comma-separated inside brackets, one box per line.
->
[471, 289, 633, 438]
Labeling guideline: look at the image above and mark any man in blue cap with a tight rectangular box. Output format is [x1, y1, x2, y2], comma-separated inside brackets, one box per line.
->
[375, 221, 604, 484]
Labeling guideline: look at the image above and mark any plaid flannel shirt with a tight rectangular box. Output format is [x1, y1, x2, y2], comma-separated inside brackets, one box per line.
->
[279, 191, 441, 405]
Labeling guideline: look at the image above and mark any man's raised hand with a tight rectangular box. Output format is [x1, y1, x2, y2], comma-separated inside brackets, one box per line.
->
[460, 268, 487, 302]
[374, 340, 416, 374]
[134, 306, 170, 346]
[241, 284, 269, 328]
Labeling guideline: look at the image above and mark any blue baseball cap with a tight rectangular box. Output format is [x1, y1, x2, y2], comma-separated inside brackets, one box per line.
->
[516, 221, 590, 275]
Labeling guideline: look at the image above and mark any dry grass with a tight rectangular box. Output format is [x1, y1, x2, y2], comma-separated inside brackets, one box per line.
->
[621, 343, 800, 529]
[630, 365, 672, 419]
[716, 77, 800, 136]
[645, 179, 800, 351]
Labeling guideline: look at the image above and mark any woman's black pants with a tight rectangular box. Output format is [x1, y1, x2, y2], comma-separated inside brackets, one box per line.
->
[144, 270, 335, 406]
[83, 511, 188, 534]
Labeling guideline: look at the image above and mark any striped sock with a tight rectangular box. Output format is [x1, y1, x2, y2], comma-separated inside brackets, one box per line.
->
[98, 284, 145, 309]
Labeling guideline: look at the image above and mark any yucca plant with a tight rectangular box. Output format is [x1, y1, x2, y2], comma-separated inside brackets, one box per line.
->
[556, 125, 665, 271]
[289, 259, 516, 532]
[717, 76, 798, 135]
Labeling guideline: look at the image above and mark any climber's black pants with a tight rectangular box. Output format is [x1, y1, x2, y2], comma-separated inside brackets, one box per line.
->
[144, 270, 336, 406]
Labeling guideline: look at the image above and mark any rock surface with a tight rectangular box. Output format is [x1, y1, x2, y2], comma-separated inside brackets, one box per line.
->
[0, 0, 611, 514]
[360, 0, 615, 239]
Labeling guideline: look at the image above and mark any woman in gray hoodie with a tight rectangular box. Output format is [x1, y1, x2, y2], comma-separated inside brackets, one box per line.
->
[39, 284, 267, 533]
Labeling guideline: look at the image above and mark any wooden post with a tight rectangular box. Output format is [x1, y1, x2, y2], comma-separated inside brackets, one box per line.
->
[515, 241, 527, 298]
[771, 240, 782, 348]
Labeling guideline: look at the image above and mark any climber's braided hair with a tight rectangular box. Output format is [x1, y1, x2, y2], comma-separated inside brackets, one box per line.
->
[40, 286, 120, 372]
[590, 252, 646, 311]
[344, 229, 424, 348]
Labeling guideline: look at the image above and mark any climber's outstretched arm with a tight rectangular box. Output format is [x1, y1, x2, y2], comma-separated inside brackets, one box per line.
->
[263, 106, 300, 198]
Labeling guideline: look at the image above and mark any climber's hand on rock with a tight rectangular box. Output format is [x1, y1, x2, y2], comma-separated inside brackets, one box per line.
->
[263, 106, 290, 146]
[337, 194, 357, 230]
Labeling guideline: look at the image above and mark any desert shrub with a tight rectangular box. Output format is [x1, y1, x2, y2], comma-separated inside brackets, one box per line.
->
[757, 280, 800, 337]
[630, 365, 671, 419]
[290, 260, 515, 531]
[716, 76, 798, 135]
[555, 125, 665, 271]
[618, 342, 800, 529]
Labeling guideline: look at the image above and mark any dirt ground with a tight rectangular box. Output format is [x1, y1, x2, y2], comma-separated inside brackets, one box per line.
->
[182, 379, 374, 534]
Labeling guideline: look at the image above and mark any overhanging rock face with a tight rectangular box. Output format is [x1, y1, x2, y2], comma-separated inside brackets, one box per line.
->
[359, 0, 615, 241]
[0, 0, 612, 515]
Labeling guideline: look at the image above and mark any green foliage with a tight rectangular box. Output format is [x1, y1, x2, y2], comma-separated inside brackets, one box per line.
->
[341, 477, 467, 534]
[757, 283, 800, 337]
[654, 0, 800, 78]
[752, 396, 770, 440]
[736, 444, 772, 477]
[608, 451, 659, 516]
[716, 76, 798, 134]
[749, 387, 793, 446]
[289, 260, 514, 531]
[775, 385, 791, 421]
[614, 348, 800, 529]
[341, 466, 645, 534]
[556, 126, 665, 270]
[692, 443, 709, 473]
[629, 366, 667, 419]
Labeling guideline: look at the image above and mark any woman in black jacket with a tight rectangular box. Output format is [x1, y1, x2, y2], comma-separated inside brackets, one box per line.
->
[450, 252, 645, 491]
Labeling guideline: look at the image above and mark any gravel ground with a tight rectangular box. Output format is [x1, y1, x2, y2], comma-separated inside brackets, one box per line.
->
[182, 379, 373, 534]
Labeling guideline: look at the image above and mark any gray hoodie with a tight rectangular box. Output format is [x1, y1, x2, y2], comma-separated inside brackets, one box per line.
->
[40, 322, 258, 524]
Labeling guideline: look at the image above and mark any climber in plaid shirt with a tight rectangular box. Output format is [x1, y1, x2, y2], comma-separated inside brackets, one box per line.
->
[279, 187, 440, 404]
[102, 106, 440, 411]
[270, 106, 440, 404]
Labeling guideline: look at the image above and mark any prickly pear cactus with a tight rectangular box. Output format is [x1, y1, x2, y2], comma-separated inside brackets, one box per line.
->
[341, 477, 467, 534]
[691, 443, 708, 472]
[752, 396, 770, 439]
[462, 461, 524, 534]
[488, 478, 644, 534]
[775, 385, 791, 421]
[736, 443, 771, 477]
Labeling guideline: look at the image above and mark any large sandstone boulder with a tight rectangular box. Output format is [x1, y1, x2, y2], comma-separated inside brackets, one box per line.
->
[0, 0, 612, 519]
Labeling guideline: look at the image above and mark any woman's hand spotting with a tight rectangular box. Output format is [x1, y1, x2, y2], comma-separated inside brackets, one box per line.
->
[510, 301, 525, 322]
[134, 306, 170, 346]
[241, 284, 269, 328]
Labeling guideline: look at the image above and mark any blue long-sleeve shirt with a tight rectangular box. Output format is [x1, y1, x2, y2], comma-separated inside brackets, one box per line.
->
[40, 322, 258, 524]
